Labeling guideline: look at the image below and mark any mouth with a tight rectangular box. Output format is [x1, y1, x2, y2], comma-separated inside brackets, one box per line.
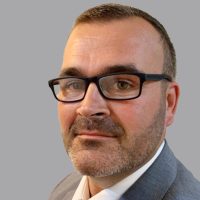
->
[76, 130, 116, 140]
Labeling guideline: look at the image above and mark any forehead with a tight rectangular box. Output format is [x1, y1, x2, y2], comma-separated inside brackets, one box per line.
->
[61, 17, 164, 76]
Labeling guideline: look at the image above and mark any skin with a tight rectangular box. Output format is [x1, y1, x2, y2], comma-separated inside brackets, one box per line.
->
[58, 17, 180, 196]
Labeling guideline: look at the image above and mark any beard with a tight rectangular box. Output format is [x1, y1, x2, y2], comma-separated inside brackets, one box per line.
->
[62, 100, 166, 178]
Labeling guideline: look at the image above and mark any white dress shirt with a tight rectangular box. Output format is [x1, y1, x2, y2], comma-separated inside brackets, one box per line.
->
[72, 141, 165, 200]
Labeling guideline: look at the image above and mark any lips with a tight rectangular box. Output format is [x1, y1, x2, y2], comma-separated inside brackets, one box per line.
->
[76, 130, 116, 139]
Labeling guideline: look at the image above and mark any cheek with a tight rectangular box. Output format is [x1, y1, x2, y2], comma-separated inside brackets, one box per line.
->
[110, 96, 161, 134]
[110, 101, 145, 134]
[57, 103, 77, 132]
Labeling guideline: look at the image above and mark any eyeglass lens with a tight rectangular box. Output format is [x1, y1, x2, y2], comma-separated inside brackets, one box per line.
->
[99, 74, 140, 99]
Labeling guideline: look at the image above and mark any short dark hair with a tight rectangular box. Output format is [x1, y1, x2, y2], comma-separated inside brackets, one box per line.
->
[74, 3, 176, 79]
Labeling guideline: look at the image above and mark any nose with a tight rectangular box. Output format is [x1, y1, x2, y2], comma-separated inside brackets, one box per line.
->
[76, 83, 110, 117]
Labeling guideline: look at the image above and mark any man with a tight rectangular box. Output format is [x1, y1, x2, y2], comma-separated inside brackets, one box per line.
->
[48, 3, 200, 200]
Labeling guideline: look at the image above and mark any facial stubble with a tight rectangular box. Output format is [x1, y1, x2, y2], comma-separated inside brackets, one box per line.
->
[62, 99, 166, 178]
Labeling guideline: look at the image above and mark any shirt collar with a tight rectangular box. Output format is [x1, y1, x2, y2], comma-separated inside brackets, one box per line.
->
[72, 141, 165, 200]
[72, 176, 90, 200]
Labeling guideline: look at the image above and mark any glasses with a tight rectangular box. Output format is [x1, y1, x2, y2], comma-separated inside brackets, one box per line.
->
[48, 72, 172, 103]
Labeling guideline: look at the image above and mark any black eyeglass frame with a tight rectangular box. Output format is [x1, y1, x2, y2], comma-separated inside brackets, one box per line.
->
[48, 72, 172, 103]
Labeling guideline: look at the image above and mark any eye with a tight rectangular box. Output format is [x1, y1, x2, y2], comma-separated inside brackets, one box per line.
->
[68, 81, 83, 90]
[60, 79, 84, 91]
[68, 81, 82, 89]
[116, 80, 132, 90]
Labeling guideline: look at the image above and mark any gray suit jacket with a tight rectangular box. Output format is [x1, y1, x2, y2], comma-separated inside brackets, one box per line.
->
[49, 143, 200, 200]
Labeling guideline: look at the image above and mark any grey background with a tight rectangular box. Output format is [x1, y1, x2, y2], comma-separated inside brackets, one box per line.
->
[0, 0, 199, 199]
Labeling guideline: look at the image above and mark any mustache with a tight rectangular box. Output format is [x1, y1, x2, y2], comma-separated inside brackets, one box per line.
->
[69, 116, 125, 137]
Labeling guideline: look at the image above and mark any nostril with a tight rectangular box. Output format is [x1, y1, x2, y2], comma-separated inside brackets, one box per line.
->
[92, 112, 105, 116]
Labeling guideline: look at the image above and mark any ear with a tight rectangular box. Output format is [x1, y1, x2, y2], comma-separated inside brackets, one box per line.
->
[165, 82, 180, 127]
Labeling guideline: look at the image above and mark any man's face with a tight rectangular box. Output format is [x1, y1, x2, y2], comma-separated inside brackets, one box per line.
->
[58, 17, 168, 177]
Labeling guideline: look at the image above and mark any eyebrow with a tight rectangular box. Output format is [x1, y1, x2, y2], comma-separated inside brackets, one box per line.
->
[58, 64, 143, 78]
[59, 67, 83, 77]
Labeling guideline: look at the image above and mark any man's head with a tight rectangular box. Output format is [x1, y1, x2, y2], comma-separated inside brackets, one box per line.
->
[74, 3, 176, 80]
[50, 3, 179, 178]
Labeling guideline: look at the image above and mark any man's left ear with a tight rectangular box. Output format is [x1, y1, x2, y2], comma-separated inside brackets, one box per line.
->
[165, 82, 180, 127]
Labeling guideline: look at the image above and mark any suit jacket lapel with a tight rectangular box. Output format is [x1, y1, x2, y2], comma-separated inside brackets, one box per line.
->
[120, 142, 177, 200]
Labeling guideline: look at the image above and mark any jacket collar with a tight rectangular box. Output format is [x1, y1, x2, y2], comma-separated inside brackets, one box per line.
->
[120, 142, 177, 200]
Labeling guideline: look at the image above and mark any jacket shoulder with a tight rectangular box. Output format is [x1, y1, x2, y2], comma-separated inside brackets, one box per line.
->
[121, 143, 200, 200]
[49, 171, 82, 200]
[163, 160, 200, 200]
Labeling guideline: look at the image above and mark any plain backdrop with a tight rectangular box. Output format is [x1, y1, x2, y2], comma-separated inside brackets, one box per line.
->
[0, 1, 199, 199]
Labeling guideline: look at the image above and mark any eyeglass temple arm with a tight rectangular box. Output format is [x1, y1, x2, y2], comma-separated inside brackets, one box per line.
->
[144, 74, 172, 82]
